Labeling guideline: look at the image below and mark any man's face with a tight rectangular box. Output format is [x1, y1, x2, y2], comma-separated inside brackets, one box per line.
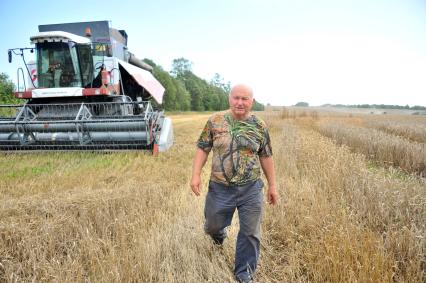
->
[229, 86, 254, 119]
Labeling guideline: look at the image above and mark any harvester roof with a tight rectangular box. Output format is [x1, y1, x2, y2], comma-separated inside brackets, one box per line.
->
[30, 31, 90, 44]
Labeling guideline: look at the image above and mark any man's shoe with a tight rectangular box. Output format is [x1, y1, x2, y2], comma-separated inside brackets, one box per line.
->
[235, 275, 253, 283]
[212, 236, 224, 246]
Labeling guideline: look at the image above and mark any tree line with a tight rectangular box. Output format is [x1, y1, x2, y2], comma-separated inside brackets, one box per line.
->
[322, 103, 426, 111]
[146, 57, 264, 111]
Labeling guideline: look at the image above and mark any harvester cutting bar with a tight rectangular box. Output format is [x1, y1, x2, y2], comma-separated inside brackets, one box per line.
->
[0, 101, 161, 150]
[0, 132, 148, 142]
[0, 120, 148, 132]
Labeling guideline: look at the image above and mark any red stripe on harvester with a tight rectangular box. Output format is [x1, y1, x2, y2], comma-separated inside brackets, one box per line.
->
[14, 91, 32, 99]
[82, 88, 108, 96]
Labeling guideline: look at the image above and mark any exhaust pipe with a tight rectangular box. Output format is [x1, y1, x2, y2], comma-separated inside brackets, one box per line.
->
[128, 52, 153, 72]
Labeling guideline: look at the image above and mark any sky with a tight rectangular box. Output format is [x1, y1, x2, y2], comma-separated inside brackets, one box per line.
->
[1, 0, 425, 106]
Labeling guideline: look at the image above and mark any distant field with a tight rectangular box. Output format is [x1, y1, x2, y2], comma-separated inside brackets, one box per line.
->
[0, 110, 424, 282]
[266, 105, 426, 116]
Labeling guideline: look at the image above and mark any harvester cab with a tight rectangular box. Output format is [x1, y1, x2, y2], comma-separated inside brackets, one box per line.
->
[2, 21, 173, 152]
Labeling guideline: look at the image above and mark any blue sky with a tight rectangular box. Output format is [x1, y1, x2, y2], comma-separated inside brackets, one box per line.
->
[1, 0, 425, 106]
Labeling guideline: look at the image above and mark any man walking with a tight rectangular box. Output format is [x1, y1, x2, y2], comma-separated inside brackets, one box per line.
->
[190, 84, 278, 282]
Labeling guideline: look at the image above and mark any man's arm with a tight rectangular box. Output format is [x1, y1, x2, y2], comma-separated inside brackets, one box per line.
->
[259, 156, 279, 205]
[191, 148, 209, 196]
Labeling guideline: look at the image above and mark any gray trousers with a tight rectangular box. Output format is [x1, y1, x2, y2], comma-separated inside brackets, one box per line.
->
[204, 179, 264, 281]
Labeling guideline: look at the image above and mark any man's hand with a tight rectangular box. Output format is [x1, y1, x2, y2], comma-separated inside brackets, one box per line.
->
[267, 186, 279, 205]
[259, 156, 278, 205]
[191, 174, 201, 196]
[191, 148, 209, 196]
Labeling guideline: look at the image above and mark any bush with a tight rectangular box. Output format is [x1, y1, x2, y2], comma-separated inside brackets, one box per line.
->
[0, 73, 18, 104]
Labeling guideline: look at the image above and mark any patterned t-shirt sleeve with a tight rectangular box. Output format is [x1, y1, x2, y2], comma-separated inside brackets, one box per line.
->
[258, 127, 273, 157]
[197, 119, 213, 153]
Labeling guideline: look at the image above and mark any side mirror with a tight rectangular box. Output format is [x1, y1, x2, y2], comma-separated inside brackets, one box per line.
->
[8, 50, 12, 63]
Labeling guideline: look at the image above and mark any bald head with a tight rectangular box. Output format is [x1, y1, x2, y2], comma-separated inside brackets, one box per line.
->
[229, 84, 254, 120]
[230, 84, 253, 99]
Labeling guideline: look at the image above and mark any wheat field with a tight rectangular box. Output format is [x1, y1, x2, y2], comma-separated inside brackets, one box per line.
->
[0, 111, 425, 282]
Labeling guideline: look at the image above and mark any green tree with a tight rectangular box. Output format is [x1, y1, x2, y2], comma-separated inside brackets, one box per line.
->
[174, 80, 191, 111]
[208, 84, 229, 110]
[210, 73, 230, 93]
[171, 58, 193, 78]
[199, 79, 213, 111]
[294, 102, 309, 107]
[0, 73, 18, 104]
[155, 69, 177, 111]
[184, 75, 204, 111]
[174, 69, 208, 111]
[219, 93, 229, 110]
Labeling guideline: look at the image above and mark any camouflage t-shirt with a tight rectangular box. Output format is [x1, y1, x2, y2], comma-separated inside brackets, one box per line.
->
[197, 111, 273, 186]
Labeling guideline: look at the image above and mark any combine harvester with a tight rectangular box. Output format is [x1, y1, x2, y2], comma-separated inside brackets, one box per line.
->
[1, 21, 173, 153]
